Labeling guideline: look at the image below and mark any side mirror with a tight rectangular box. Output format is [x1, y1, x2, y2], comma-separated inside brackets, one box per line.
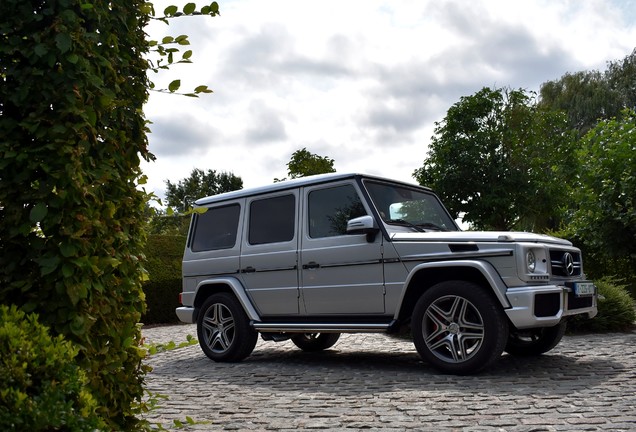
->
[346, 215, 380, 242]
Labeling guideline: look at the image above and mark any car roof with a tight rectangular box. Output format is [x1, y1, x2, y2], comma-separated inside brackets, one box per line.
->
[194, 172, 431, 206]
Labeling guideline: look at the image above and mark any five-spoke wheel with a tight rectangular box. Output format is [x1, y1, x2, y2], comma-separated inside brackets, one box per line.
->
[412, 281, 508, 374]
[197, 293, 257, 362]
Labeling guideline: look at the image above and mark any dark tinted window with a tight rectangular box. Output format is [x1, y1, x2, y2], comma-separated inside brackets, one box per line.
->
[308, 184, 366, 238]
[249, 194, 295, 245]
[191, 204, 240, 252]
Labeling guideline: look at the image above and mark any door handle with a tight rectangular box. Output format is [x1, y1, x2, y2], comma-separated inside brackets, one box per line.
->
[303, 261, 320, 270]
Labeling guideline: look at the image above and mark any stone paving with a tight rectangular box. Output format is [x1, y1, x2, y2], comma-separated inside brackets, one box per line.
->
[142, 324, 636, 431]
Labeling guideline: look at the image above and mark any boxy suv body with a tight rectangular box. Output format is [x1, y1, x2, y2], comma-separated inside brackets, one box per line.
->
[176, 173, 597, 374]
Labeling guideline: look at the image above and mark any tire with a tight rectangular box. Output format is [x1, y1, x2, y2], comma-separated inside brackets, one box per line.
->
[291, 333, 341, 352]
[505, 321, 567, 356]
[412, 280, 509, 375]
[197, 292, 258, 362]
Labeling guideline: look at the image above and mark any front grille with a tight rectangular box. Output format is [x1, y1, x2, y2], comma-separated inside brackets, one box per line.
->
[549, 250, 582, 277]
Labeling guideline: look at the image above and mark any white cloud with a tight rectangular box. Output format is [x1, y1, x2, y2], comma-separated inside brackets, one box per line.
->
[142, 0, 636, 202]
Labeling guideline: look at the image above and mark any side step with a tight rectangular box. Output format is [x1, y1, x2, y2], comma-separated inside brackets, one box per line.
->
[251, 320, 398, 333]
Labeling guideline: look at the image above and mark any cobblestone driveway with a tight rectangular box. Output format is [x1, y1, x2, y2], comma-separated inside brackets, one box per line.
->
[142, 324, 636, 431]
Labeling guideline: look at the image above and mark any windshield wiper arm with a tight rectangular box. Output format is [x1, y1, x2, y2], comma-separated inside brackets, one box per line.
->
[415, 222, 447, 231]
[386, 219, 447, 232]
[386, 219, 425, 232]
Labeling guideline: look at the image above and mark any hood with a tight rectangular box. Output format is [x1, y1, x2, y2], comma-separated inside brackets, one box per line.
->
[390, 230, 572, 246]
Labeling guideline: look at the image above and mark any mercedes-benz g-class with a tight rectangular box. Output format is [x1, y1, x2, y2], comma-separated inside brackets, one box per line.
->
[176, 173, 597, 374]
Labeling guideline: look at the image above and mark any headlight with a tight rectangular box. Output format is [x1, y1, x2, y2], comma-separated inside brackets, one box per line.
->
[526, 250, 536, 273]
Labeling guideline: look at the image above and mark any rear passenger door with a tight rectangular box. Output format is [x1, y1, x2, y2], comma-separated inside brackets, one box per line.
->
[239, 191, 300, 316]
[299, 181, 385, 315]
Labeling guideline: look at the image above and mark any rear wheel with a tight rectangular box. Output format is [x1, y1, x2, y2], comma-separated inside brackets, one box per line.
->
[505, 321, 567, 356]
[197, 293, 258, 362]
[412, 280, 509, 375]
[291, 333, 341, 352]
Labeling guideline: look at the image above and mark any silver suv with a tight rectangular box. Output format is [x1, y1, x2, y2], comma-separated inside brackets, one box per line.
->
[176, 173, 597, 374]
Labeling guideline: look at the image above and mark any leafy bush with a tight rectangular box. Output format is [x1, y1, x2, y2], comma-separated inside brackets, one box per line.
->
[569, 278, 636, 333]
[0, 305, 104, 431]
[142, 235, 187, 324]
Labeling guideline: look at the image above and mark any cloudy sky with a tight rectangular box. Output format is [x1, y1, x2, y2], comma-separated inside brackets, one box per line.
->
[142, 0, 636, 203]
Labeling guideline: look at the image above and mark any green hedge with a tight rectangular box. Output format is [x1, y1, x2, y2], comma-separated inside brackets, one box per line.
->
[569, 277, 636, 333]
[1, 1, 151, 428]
[0, 305, 104, 431]
[142, 234, 187, 324]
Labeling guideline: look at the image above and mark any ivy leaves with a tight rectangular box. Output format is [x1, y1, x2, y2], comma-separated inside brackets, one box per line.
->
[146, 2, 219, 97]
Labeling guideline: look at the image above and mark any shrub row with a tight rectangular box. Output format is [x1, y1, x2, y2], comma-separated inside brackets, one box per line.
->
[142, 234, 187, 324]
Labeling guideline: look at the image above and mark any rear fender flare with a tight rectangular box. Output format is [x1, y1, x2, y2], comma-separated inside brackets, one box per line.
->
[194, 277, 261, 322]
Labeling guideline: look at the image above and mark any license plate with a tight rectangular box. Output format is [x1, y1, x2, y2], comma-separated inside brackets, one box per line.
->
[573, 282, 595, 297]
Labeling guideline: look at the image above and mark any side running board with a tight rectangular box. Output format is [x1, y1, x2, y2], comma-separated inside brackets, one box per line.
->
[251, 320, 398, 333]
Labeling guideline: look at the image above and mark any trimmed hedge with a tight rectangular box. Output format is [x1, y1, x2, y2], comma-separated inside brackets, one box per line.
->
[142, 234, 187, 324]
[0, 305, 104, 431]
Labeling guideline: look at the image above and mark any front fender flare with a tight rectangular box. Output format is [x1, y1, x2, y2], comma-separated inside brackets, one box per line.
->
[395, 260, 511, 319]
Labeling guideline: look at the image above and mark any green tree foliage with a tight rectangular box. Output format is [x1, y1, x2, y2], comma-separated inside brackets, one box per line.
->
[414, 87, 575, 231]
[165, 168, 243, 212]
[568, 109, 636, 285]
[0, 1, 220, 429]
[606, 48, 636, 111]
[539, 48, 636, 135]
[276, 147, 336, 181]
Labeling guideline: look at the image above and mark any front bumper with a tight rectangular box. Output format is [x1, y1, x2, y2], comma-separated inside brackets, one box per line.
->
[505, 283, 597, 329]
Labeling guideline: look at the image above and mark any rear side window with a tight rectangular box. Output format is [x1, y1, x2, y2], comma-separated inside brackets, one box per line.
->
[190, 204, 240, 252]
[249, 194, 295, 245]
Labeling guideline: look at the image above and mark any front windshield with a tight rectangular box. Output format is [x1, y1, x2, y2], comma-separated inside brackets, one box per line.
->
[363, 180, 458, 232]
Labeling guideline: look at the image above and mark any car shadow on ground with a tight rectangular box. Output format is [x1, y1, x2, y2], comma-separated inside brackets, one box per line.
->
[148, 342, 625, 398]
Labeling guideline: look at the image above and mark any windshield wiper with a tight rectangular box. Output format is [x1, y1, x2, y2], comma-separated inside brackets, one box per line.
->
[415, 222, 447, 231]
[386, 219, 446, 232]
[386, 219, 425, 232]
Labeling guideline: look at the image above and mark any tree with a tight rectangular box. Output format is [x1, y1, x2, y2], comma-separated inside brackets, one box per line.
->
[275, 147, 336, 181]
[165, 168, 243, 212]
[539, 48, 636, 135]
[569, 109, 636, 269]
[0, 1, 219, 429]
[606, 48, 636, 113]
[414, 87, 575, 231]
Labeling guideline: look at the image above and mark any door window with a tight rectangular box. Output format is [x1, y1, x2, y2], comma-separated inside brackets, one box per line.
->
[308, 184, 366, 238]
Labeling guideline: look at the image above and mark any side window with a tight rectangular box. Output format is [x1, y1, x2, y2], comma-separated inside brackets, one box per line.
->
[190, 204, 240, 252]
[249, 194, 295, 245]
[308, 184, 367, 238]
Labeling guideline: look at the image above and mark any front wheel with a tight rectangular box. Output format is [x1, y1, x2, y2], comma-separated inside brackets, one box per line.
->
[505, 321, 567, 356]
[291, 333, 341, 352]
[412, 281, 509, 375]
[197, 292, 258, 362]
